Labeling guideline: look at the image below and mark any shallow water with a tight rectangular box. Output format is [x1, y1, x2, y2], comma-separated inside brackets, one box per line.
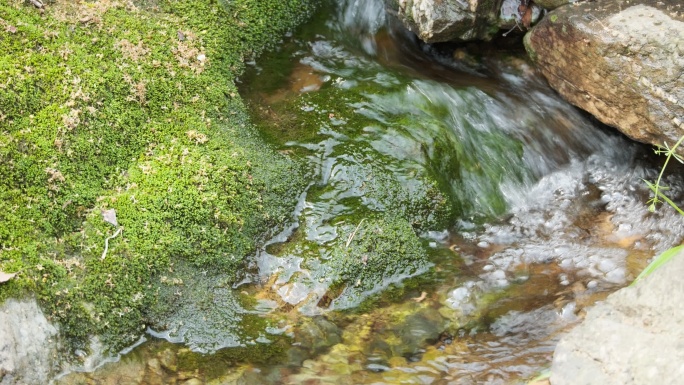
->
[57, 0, 684, 384]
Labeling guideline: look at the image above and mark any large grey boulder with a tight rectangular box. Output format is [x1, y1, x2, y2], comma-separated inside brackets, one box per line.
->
[551, 249, 684, 384]
[385, 0, 504, 43]
[525, 0, 684, 155]
[0, 298, 60, 384]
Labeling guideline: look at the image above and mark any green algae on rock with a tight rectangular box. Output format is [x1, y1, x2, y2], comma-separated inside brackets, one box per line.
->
[316, 217, 434, 310]
[0, 0, 318, 353]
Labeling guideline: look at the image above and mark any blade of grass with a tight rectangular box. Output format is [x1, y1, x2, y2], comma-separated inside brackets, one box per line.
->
[631, 245, 684, 286]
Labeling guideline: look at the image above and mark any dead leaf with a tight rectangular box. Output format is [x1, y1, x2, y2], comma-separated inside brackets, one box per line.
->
[518, 0, 534, 29]
[0, 271, 17, 283]
[522, 6, 533, 29]
[412, 291, 427, 302]
[6, 25, 17, 33]
[102, 208, 118, 227]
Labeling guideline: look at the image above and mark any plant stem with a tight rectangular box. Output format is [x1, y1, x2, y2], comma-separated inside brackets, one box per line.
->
[651, 135, 684, 210]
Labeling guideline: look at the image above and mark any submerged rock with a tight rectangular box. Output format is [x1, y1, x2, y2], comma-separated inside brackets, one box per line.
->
[0, 298, 60, 385]
[525, 0, 684, 154]
[262, 216, 433, 314]
[551, 249, 684, 384]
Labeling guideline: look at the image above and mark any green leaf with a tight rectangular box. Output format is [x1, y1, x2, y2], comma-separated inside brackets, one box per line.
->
[631, 245, 684, 286]
[528, 369, 551, 383]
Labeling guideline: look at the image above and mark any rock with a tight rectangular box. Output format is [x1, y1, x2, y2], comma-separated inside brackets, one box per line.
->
[499, 0, 543, 30]
[385, 0, 502, 43]
[533, 0, 574, 10]
[550, 249, 684, 384]
[157, 348, 177, 372]
[387, 0, 549, 43]
[0, 298, 60, 385]
[293, 317, 342, 356]
[144, 358, 164, 385]
[98, 358, 146, 385]
[525, 0, 684, 155]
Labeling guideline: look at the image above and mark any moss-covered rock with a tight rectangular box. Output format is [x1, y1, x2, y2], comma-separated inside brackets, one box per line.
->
[262, 215, 434, 314]
[321, 217, 432, 309]
[0, 0, 317, 352]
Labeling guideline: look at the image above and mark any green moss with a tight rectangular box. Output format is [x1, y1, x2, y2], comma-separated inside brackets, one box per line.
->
[175, 337, 290, 377]
[0, 0, 317, 352]
[351, 273, 434, 315]
[272, 215, 433, 311]
[523, 32, 537, 62]
[242, 63, 455, 229]
[327, 217, 429, 297]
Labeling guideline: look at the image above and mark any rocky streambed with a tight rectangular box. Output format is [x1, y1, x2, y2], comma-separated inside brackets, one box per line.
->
[1, 0, 683, 384]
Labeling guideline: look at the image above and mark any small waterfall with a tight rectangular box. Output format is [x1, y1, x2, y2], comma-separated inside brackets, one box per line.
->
[332, 0, 388, 55]
[336, 0, 386, 34]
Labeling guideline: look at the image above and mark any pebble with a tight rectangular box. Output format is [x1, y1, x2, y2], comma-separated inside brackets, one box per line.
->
[491, 270, 507, 280]
[606, 268, 626, 284]
[598, 259, 617, 273]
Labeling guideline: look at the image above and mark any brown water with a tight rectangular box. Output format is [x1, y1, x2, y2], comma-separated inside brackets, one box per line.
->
[56, 0, 684, 384]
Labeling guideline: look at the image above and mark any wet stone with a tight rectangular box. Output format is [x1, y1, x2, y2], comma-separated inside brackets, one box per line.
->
[144, 358, 164, 385]
[293, 316, 342, 356]
[100, 358, 146, 385]
[158, 348, 177, 372]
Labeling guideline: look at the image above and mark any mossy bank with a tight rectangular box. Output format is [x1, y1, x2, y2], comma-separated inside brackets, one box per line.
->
[0, 0, 318, 353]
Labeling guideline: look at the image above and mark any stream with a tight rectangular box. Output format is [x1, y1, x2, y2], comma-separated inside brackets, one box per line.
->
[57, 0, 684, 384]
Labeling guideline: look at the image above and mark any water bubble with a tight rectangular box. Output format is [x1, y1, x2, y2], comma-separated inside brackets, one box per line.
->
[560, 302, 578, 321]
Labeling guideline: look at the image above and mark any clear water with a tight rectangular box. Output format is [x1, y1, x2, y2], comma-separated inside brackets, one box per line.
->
[57, 0, 684, 384]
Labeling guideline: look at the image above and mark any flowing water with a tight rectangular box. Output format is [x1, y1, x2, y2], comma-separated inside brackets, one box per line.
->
[57, 0, 684, 384]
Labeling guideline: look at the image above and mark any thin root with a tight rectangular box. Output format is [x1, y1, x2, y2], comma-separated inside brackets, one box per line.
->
[101, 227, 123, 260]
[346, 218, 366, 248]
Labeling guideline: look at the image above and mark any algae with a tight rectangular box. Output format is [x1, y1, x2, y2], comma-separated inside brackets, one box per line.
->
[0, 0, 318, 352]
[321, 217, 433, 309]
[237, 14, 529, 314]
